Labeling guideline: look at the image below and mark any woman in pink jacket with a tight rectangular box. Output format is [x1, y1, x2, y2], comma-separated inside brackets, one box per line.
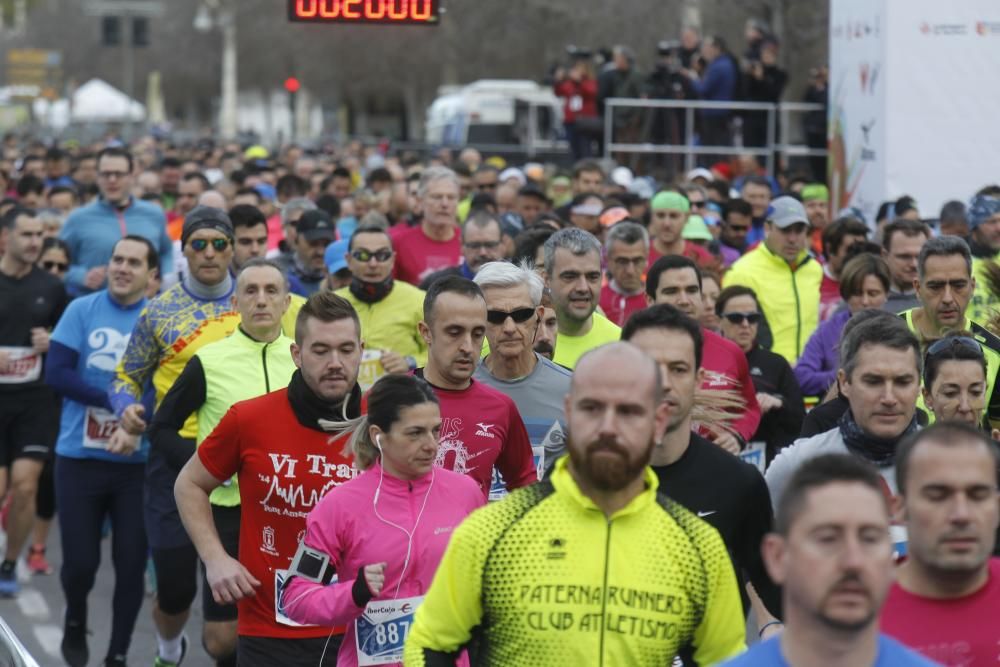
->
[281, 374, 484, 666]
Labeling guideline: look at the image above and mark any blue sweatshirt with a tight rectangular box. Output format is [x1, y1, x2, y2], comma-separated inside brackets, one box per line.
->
[60, 196, 172, 295]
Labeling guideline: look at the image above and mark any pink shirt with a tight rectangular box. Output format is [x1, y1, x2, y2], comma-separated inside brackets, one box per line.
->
[392, 225, 461, 286]
[881, 557, 1000, 666]
[282, 463, 484, 666]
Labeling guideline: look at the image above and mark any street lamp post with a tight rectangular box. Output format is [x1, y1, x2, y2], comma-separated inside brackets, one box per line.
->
[194, 0, 237, 139]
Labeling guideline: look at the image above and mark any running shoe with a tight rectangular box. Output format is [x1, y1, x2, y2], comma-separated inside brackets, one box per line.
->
[153, 635, 187, 667]
[26, 544, 53, 575]
[0, 567, 18, 597]
[61, 618, 89, 667]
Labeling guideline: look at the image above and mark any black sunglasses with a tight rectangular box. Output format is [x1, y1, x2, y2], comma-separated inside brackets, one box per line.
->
[189, 238, 230, 252]
[486, 308, 536, 325]
[42, 261, 68, 271]
[351, 249, 393, 263]
[722, 312, 761, 325]
[925, 336, 983, 359]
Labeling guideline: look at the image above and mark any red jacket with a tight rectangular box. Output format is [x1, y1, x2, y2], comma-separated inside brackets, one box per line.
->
[554, 77, 598, 124]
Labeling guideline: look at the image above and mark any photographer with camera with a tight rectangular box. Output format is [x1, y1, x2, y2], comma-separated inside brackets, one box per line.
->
[554, 47, 600, 161]
[646, 40, 698, 172]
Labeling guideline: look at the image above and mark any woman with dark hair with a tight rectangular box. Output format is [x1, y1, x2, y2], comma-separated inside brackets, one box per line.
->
[922, 333, 988, 428]
[282, 374, 484, 666]
[38, 237, 71, 282]
[716, 285, 804, 463]
[794, 253, 890, 397]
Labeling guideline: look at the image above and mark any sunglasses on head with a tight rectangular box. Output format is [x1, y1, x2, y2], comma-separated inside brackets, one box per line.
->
[486, 308, 536, 325]
[925, 336, 983, 358]
[189, 238, 230, 252]
[722, 312, 761, 325]
[42, 261, 68, 272]
[351, 249, 393, 263]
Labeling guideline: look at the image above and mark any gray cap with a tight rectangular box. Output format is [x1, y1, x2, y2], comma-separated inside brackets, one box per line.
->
[768, 196, 810, 229]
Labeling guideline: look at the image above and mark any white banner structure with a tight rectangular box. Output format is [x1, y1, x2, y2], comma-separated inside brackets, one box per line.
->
[829, 0, 1000, 224]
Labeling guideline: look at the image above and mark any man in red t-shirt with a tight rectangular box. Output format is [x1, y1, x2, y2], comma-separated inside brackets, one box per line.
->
[881, 423, 1000, 665]
[644, 255, 762, 454]
[416, 275, 536, 497]
[818, 216, 868, 322]
[599, 221, 649, 327]
[174, 292, 365, 666]
[393, 166, 463, 286]
[647, 190, 716, 270]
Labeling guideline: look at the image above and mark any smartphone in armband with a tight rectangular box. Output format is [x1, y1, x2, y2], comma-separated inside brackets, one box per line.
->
[289, 542, 336, 585]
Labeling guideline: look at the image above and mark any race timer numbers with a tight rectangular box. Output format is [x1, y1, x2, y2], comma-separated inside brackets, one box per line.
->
[288, 0, 441, 25]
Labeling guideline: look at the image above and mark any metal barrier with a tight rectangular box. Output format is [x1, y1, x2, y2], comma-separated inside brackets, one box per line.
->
[602, 98, 826, 176]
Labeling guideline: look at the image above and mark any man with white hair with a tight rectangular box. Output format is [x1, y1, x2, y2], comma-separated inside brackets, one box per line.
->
[474, 261, 572, 478]
[393, 166, 463, 285]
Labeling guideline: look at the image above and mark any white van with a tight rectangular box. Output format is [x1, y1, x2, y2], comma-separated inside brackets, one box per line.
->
[425, 79, 563, 147]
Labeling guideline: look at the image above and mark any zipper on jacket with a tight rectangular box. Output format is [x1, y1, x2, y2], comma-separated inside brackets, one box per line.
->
[598, 519, 612, 667]
[261, 342, 271, 392]
[791, 270, 802, 359]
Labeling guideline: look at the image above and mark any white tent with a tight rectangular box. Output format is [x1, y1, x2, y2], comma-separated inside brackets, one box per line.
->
[71, 78, 145, 122]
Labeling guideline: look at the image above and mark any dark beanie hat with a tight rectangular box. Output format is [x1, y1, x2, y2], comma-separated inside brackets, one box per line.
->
[181, 206, 234, 246]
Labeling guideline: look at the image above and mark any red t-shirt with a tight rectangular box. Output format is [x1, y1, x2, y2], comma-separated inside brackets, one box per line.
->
[819, 269, 842, 322]
[649, 241, 718, 272]
[698, 329, 762, 443]
[392, 225, 462, 286]
[198, 388, 359, 639]
[599, 283, 647, 327]
[423, 376, 536, 498]
[881, 558, 1000, 666]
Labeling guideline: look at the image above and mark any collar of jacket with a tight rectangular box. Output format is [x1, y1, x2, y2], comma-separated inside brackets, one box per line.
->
[233, 325, 290, 350]
[758, 242, 812, 271]
[550, 455, 658, 520]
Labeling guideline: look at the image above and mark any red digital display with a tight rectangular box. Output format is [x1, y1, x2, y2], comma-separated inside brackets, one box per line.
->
[288, 0, 441, 25]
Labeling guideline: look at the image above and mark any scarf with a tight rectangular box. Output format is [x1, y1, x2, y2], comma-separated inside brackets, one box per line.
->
[838, 408, 918, 467]
[287, 369, 361, 433]
[348, 275, 394, 304]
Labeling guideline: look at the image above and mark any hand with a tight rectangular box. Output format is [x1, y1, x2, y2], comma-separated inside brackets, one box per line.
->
[0, 350, 9, 374]
[756, 392, 783, 413]
[121, 404, 147, 435]
[703, 424, 741, 455]
[207, 554, 261, 605]
[83, 266, 106, 290]
[363, 562, 387, 597]
[992, 428, 999, 441]
[30, 327, 50, 354]
[380, 351, 409, 375]
[107, 428, 140, 455]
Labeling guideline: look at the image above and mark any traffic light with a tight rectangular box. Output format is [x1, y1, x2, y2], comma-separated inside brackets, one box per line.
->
[284, 77, 301, 94]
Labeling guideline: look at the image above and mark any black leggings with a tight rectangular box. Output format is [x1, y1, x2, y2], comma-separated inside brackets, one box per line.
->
[35, 458, 55, 521]
[56, 456, 147, 659]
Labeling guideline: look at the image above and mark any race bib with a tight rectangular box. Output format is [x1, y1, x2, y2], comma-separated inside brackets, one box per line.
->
[488, 446, 544, 502]
[274, 568, 320, 628]
[357, 349, 385, 392]
[569, 95, 583, 112]
[83, 407, 120, 449]
[0, 346, 41, 384]
[355, 595, 423, 666]
[738, 441, 767, 474]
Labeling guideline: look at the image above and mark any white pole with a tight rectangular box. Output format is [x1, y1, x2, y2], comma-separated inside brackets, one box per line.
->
[219, 3, 238, 139]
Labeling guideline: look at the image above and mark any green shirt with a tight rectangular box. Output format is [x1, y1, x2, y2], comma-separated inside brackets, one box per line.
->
[552, 312, 622, 370]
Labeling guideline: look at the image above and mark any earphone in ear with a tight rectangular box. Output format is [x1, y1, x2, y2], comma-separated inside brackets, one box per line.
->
[375, 434, 383, 450]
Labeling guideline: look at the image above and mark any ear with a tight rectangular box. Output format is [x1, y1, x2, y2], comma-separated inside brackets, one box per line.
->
[837, 368, 849, 398]
[891, 492, 906, 525]
[281, 293, 291, 314]
[418, 320, 432, 346]
[761, 533, 788, 587]
[646, 293, 655, 307]
[912, 276, 921, 293]
[291, 342, 302, 369]
[653, 397, 670, 443]
[695, 366, 706, 385]
[921, 386, 933, 412]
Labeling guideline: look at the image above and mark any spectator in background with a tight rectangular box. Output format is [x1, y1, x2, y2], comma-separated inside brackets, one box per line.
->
[802, 66, 829, 182]
[679, 25, 702, 68]
[718, 199, 753, 267]
[686, 36, 738, 153]
[743, 38, 788, 152]
[597, 46, 644, 161]
[554, 52, 600, 160]
[717, 285, 804, 463]
[882, 219, 930, 314]
[819, 216, 870, 321]
[599, 221, 649, 327]
[796, 253, 890, 398]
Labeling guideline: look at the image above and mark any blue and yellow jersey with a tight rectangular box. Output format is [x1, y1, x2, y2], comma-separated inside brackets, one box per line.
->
[404, 456, 746, 666]
[110, 282, 240, 439]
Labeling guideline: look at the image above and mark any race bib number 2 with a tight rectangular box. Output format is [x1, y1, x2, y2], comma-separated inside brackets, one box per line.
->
[355, 595, 423, 666]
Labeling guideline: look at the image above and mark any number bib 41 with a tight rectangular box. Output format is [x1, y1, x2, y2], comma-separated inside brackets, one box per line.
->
[355, 595, 423, 666]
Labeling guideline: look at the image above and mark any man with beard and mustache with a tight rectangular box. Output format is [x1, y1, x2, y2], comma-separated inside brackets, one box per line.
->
[723, 455, 936, 666]
[174, 292, 364, 666]
[405, 342, 746, 666]
[881, 422, 1000, 664]
[621, 304, 781, 647]
[415, 275, 535, 499]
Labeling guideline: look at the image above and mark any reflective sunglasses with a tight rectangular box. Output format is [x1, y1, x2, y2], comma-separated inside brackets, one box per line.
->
[189, 238, 230, 252]
[42, 261, 69, 272]
[722, 311, 762, 325]
[351, 249, 393, 263]
[925, 336, 983, 359]
[486, 308, 536, 325]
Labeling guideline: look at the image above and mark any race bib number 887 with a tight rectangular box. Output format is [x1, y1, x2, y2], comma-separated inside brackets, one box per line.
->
[355, 595, 422, 666]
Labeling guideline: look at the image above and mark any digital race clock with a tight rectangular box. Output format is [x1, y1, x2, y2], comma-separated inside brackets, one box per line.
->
[288, 0, 441, 25]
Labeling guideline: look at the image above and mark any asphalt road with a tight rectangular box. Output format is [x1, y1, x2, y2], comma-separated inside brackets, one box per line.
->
[0, 528, 216, 667]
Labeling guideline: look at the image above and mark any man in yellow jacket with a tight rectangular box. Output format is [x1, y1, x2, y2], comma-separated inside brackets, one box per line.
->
[724, 196, 822, 364]
[404, 342, 746, 666]
[335, 224, 428, 390]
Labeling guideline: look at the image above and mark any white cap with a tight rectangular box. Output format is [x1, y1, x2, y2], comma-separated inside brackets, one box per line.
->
[611, 166, 634, 187]
[685, 167, 714, 183]
[499, 167, 527, 187]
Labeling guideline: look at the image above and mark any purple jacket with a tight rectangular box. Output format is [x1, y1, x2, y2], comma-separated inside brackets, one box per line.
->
[794, 309, 851, 396]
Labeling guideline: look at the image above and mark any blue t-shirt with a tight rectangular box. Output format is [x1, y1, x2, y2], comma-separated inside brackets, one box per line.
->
[722, 634, 939, 666]
[50, 290, 149, 463]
